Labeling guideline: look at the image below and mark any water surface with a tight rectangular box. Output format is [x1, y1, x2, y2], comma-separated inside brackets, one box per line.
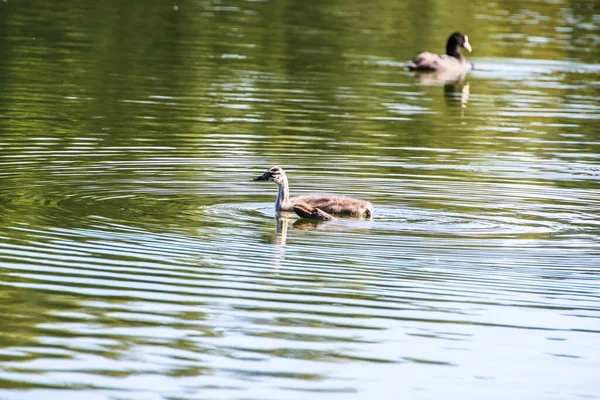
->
[0, 0, 599, 399]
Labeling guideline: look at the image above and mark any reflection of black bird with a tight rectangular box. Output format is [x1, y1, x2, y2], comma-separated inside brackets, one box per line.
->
[444, 82, 470, 109]
[253, 166, 373, 218]
[408, 32, 473, 73]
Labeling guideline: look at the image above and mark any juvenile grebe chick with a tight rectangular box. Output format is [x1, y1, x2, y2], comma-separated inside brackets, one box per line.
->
[253, 166, 373, 218]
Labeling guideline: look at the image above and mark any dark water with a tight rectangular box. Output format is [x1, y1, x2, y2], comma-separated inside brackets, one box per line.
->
[1, 0, 599, 399]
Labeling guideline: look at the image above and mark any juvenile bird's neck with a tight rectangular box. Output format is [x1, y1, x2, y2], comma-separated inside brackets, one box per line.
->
[275, 180, 291, 211]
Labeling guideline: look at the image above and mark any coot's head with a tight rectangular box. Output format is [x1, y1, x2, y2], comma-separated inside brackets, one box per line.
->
[446, 32, 472, 58]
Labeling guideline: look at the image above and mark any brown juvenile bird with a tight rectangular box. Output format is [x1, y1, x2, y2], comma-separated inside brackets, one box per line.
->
[253, 166, 373, 219]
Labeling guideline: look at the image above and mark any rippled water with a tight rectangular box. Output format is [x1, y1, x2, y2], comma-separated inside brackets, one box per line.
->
[1, 0, 599, 399]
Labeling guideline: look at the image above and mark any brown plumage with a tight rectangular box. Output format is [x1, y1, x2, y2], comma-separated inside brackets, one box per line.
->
[253, 166, 373, 218]
[293, 203, 335, 221]
[408, 32, 473, 73]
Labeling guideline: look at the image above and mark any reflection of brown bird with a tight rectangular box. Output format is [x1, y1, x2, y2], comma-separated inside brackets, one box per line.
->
[253, 166, 373, 219]
[408, 32, 473, 73]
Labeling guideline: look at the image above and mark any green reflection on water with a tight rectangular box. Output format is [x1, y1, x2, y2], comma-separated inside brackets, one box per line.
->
[0, 0, 599, 397]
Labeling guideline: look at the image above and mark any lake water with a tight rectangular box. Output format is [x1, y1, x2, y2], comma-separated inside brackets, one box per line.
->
[0, 0, 599, 399]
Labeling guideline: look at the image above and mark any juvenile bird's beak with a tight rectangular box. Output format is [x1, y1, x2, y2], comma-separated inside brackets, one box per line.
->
[463, 36, 472, 53]
[253, 172, 269, 181]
